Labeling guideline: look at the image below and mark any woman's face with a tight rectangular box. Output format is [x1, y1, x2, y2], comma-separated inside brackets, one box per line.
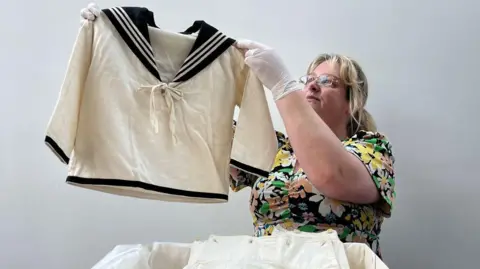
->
[301, 62, 350, 127]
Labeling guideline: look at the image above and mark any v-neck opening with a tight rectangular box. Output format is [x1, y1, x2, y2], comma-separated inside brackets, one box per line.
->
[102, 7, 236, 84]
[164, 20, 234, 83]
[148, 26, 201, 84]
[148, 21, 208, 83]
[144, 19, 235, 83]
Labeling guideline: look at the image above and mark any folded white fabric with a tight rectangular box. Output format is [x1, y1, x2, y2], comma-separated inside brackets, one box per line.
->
[271, 228, 351, 268]
[184, 230, 351, 269]
[91, 242, 191, 269]
[343, 243, 389, 269]
[183, 260, 286, 269]
[271, 227, 389, 269]
[90, 229, 389, 269]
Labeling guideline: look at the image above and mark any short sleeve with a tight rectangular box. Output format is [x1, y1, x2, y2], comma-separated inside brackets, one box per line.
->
[343, 131, 396, 217]
[229, 120, 287, 192]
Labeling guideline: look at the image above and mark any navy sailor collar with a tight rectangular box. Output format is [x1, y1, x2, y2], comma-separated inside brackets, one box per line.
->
[103, 6, 235, 83]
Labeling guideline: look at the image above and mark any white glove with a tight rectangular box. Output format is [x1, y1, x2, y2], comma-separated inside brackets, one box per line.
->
[235, 40, 302, 101]
[80, 3, 101, 21]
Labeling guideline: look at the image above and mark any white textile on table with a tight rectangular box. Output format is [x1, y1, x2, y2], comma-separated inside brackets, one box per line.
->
[91, 242, 191, 269]
[91, 229, 388, 269]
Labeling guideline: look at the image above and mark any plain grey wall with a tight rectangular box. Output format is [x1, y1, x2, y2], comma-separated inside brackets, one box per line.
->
[1, 0, 478, 268]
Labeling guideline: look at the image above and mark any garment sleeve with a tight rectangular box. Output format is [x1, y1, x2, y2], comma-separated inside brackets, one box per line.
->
[343, 131, 396, 217]
[229, 49, 278, 179]
[44, 21, 94, 164]
[229, 120, 286, 192]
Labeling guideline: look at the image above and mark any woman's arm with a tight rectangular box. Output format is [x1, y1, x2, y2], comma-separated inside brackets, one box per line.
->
[275, 91, 380, 203]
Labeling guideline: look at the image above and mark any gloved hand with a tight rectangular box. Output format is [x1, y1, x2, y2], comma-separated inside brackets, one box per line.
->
[235, 40, 302, 101]
[80, 3, 100, 21]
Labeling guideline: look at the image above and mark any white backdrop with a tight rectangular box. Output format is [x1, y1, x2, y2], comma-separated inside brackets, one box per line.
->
[1, 0, 478, 268]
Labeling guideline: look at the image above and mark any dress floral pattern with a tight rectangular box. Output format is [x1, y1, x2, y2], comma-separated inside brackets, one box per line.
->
[230, 128, 396, 259]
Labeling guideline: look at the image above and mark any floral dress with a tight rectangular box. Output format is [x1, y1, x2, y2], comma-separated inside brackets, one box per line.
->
[230, 129, 396, 259]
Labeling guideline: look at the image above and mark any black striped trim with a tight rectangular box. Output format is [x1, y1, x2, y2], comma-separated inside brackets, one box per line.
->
[45, 136, 69, 164]
[173, 22, 235, 82]
[230, 159, 269, 178]
[66, 176, 229, 201]
[103, 7, 160, 80]
[103, 7, 235, 83]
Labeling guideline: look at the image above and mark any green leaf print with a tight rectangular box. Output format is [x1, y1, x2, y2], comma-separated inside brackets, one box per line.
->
[298, 225, 317, 233]
[280, 210, 291, 219]
[272, 181, 285, 188]
[277, 168, 291, 173]
[338, 227, 351, 238]
[259, 203, 270, 214]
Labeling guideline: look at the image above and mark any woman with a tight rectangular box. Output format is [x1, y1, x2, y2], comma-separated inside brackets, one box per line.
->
[232, 41, 395, 259]
[81, 4, 396, 259]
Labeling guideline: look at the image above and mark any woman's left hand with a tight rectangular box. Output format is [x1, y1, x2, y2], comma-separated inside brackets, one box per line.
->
[235, 40, 302, 101]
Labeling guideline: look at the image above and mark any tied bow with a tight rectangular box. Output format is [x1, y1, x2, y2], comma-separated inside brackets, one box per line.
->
[137, 82, 183, 143]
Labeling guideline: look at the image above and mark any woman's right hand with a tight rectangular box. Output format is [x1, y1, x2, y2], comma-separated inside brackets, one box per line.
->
[235, 40, 299, 101]
[81, 3, 100, 21]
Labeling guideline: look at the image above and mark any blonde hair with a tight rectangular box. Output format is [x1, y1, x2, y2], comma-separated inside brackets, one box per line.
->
[307, 53, 377, 137]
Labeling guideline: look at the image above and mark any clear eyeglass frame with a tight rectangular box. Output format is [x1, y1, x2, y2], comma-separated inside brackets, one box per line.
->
[298, 74, 339, 88]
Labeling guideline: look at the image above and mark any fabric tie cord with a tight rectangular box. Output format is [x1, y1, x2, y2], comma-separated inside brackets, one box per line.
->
[138, 82, 183, 143]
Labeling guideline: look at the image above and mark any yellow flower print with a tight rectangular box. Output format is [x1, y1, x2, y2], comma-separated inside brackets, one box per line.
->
[364, 209, 375, 222]
[354, 143, 385, 171]
[354, 145, 373, 162]
[379, 175, 389, 189]
[356, 143, 374, 155]
[360, 211, 368, 222]
[281, 155, 295, 167]
[282, 219, 294, 229]
[271, 150, 295, 168]
[352, 218, 363, 230]
[265, 225, 275, 235]
[273, 150, 289, 167]
[367, 153, 381, 170]
[343, 139, 355, 146]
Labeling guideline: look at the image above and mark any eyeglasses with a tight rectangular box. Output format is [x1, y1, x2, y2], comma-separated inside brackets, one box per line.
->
[298, 74, 341, 88]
